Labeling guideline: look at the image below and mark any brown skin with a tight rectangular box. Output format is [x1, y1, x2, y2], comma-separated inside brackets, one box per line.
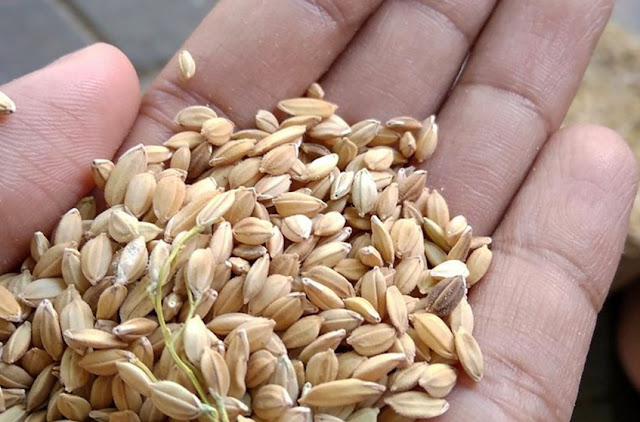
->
[0, 44, 140, 270]
[0, 1, 638, 420]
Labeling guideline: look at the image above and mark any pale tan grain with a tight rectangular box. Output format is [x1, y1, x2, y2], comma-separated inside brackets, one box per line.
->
[0, 89, 17, 114]
[178, 50, 196, 80]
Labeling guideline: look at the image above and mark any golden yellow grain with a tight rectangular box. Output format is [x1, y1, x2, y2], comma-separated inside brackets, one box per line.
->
[411, 313, 456, 360]
[454, 327, 484, 382]
[298, 379, 385, 407]
[174, 105, 217, 130]
[384, 391, 449, 419]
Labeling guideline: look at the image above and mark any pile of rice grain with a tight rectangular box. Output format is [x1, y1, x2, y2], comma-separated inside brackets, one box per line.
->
[0, 78, 492, 422]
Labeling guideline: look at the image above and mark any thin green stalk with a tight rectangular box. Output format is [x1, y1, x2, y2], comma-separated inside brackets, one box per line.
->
[164, 338, 218, 421]
[132, 357, 158, 382]
[212, 392, 230, 422]
[153, 225, 225, 422]
[185, 280, 198, 321]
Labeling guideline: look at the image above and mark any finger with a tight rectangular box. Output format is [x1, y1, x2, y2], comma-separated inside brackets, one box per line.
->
[425, 0, 614, 234]
[437, 125, 637, 421]
[121, 0, 383, 152]
[0, 43, 140, 272]
[618, 283, 640, 392]
[320, 0, 497, 122]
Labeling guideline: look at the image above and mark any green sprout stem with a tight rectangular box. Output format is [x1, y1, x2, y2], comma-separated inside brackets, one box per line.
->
[132, 357, 158, 382]
[153, 224, 227, 422]
[213, 392, 230, 422]
[185, 277, 198, 321]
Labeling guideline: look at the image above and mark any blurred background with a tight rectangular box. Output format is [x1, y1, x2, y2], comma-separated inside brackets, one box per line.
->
[0, 1, 638, 420]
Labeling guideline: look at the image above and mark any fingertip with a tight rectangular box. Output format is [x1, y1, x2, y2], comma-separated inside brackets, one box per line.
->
[0, 44, 141, 271]
[49, 42, 141, 129]
[81, 42, 141, 95]
[79, 43, 141, 135]
[556, 124, 639, 177]
[532, 124, 638, 269]
[554, 124, 639, 190]
[5, 42, 141, 158]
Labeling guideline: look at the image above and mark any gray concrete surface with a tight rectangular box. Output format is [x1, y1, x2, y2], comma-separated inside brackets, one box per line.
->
[67, 0, 216, 73]
[0, 0, 215, 85]
[613, 0, 640, 36]
[0, 0, 91, 83]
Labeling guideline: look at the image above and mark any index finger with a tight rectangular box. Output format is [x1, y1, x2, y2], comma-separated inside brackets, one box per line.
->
[121, 0, 383, 152]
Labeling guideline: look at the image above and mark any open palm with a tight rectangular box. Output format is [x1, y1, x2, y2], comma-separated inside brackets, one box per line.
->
[0, 1, 637, 421]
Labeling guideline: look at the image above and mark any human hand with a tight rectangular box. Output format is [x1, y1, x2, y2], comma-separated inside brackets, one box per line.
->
[0, 1, 637, 420]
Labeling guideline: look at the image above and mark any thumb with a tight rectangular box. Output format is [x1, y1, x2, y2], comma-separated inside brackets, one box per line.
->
[0, 43, 140, 272]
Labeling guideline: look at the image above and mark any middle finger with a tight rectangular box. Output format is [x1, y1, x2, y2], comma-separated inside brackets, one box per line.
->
[320, 0, 497, 122]
[321, 0, 613, 237]
[121, 0, 384, 152]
